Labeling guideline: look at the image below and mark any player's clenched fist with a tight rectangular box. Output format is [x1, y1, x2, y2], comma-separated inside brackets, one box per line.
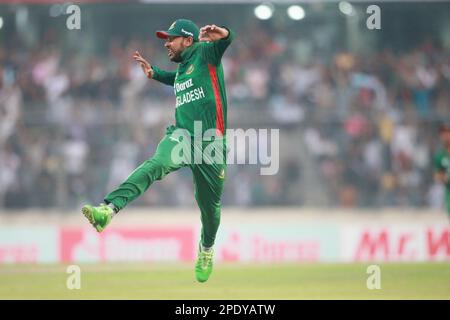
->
[133, 50, 153, 79]
[199, 25, 229, 42]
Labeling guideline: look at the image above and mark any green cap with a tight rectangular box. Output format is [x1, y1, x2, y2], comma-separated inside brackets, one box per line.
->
[156, 19, 199, 42]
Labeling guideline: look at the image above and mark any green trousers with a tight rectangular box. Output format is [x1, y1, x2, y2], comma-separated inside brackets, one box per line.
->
[104, 126, 226, 248]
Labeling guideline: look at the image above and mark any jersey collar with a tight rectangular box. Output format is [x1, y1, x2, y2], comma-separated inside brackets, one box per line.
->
[180, 42, 198, 62]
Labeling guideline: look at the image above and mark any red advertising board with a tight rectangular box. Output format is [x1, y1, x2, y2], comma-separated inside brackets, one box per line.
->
[60, 227, 195, 263]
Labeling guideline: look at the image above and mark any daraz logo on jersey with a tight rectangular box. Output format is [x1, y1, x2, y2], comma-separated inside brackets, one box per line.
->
[175, 78, 194, 93]
[174, 78, 206, 108]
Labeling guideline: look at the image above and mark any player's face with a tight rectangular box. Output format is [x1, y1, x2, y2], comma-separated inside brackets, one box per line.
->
[164, 36, 190, 62]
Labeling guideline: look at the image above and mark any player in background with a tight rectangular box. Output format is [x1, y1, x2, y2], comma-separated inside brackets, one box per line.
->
[81, 19, 234, 282]
[434, 123, 450, 219]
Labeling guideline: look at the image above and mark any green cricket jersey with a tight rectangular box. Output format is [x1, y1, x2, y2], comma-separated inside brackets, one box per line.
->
[434, 149, 450, 189]
[434, 148, 450, 214]
[151, 27, 234, 138]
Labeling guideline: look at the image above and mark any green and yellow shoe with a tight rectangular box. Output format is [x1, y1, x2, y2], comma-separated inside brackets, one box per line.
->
[195, 246, 214, 283]
[81, 203, 113, 233]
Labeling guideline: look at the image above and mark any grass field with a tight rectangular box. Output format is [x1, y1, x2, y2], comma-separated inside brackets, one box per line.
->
[0, 262, 449, 299]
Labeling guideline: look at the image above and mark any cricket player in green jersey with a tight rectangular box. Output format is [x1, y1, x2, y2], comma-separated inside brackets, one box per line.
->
[82, 19, 234, 282]
[434, 123, 450, 219]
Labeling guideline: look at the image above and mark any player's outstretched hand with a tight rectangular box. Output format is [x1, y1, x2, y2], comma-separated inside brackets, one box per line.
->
[133, 50, 153, 78]
[199, 25, 229, 42]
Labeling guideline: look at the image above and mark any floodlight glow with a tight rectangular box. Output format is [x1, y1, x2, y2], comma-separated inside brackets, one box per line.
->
[339, 1, 354, 16]
[254, 4, 273, 20]
[287, 5, 305, 20]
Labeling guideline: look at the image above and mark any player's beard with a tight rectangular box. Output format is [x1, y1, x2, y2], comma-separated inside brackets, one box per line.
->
[170, 52, 182, 62]
[169, 47, 183, 63]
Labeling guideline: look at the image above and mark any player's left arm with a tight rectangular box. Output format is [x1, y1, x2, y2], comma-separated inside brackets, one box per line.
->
[199, 24, 235, 65]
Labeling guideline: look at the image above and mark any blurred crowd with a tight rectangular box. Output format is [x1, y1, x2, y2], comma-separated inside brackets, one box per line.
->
[1, 11, 449, 210]
[300, 45, 450, 207]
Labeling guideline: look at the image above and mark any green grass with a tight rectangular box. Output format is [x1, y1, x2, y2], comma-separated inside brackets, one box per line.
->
[0, 262, 449, 299]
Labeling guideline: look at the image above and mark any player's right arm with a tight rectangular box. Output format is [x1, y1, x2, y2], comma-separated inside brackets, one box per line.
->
[151, 65, 176, 86]
[199, 25, 235, 65]
[133, 51, 176, 86]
